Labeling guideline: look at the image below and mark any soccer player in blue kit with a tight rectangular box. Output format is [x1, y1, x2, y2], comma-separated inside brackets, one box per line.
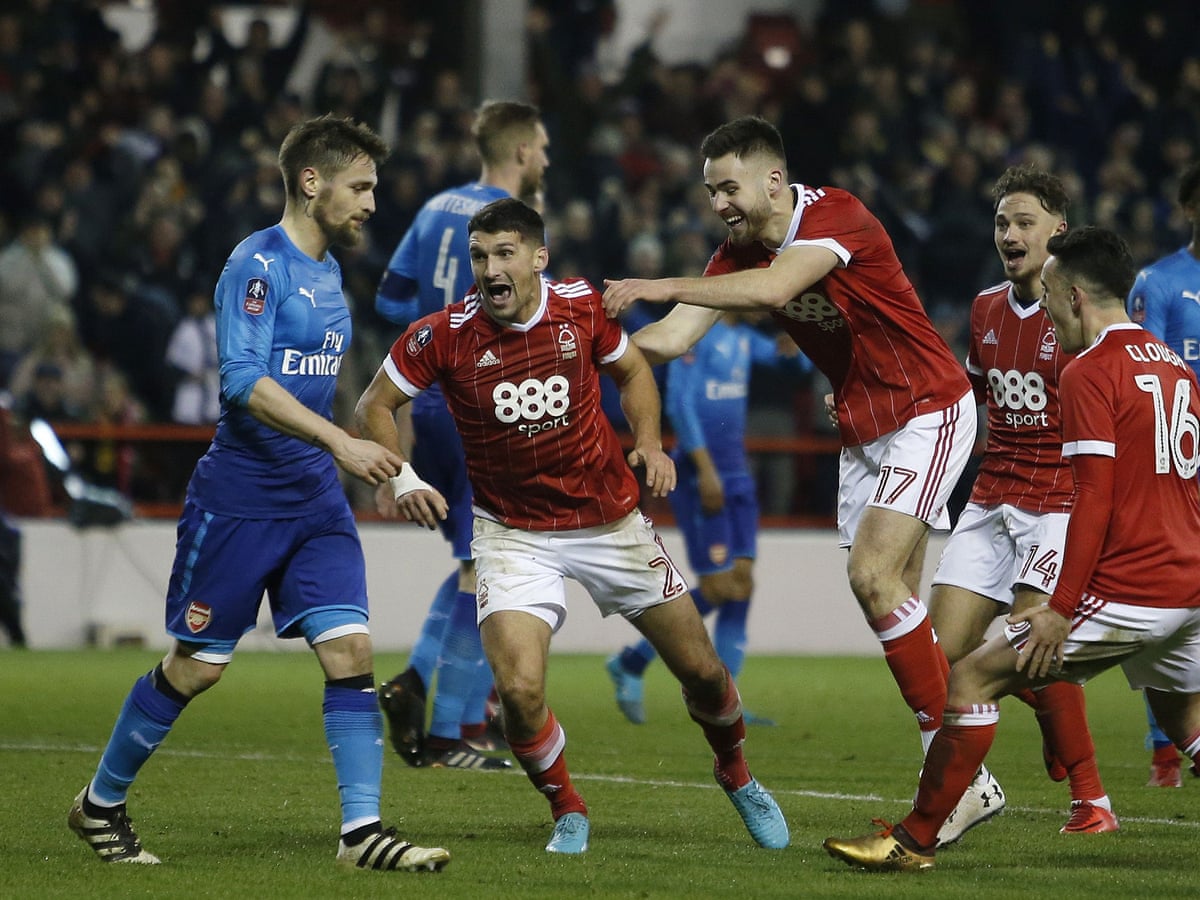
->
[373, 101, 548, 769]
[1126, 158, 1200, 788]
[67, 115, 450, 872]
[607, 312, 809, 723]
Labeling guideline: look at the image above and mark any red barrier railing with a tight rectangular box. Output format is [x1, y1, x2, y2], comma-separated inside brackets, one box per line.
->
[44, 422, 843, 526]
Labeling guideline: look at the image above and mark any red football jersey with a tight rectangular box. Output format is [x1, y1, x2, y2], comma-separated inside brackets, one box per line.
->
[1059, 323, 1200, 608]
[386, 276, 641, 531]
[966, 282, 1074, 511]
[706, 185, 968, 445]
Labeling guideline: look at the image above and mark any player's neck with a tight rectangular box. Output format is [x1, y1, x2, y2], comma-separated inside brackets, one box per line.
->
[1083, 307, 1131, 345]
[756, 187, 797, 250]
[479, 165, 522, 199]
[1011, 279, 1041, 307]
[279, 206, 330, 261]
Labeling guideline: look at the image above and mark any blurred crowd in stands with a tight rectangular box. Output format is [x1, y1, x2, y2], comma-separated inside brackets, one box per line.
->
[1, 0, 1197, 515]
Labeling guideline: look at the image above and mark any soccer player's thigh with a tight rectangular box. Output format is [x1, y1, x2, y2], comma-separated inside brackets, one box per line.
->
[1007, 507, 1069, 609]
[565, 512, 717, 674]
[1122, 606, 1200, 741]
[165, 502, 293, 647]
[840, 396, 975, 590]
[471, 517, 562, 684]
[274, 504, 369, 638]
[929, 503, 1014, 659]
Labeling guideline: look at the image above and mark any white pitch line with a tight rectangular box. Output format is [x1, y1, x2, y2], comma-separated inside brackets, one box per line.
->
[8, 741, 1198, 830]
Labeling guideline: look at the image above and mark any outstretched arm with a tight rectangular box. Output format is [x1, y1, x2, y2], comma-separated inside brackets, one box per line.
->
[630, 303, 722, 365]
[603, 243, 840, 316]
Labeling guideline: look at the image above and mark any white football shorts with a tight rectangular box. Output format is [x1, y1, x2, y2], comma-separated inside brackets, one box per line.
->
[471, 510, 689, 632]
[1004, 599, 1200, 693]
[837, 392, 976, 548]
[932, 503, 1070, 606]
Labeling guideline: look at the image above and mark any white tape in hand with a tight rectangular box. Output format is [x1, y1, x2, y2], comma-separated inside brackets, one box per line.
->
[390, 462, 433, 501]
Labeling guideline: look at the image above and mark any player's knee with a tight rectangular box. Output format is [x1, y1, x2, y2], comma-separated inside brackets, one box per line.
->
[846, 560, 887, 609]
[677, 653, 727, 700]
[493, 672, 545, 733]
[729, 568, 754, 600]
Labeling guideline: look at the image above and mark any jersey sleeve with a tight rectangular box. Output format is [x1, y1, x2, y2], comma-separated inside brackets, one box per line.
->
[375, 226, 421, 325]
[385, 314, 443, 397]
[965, 300, 989, 402]
[1059, 362, 1117, 459]
[215, 255, 279, 407]
[665, 351, 706, 453]
[792, 190, 870, 265]
[587, 284, 629, 364]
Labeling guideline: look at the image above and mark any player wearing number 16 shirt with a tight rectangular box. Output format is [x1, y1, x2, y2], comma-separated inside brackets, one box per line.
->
[355, 198, 788, 855]
[825, 226, 1200, 873]
[927, 167, 1115, 837]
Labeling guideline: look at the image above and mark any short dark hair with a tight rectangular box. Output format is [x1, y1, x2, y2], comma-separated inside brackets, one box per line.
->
[472, 100, 543, 167]
[1178, 160, 1200, 208]
[1046, 226, 1135, 302]
[992, 165, 1070, 217]
[468, 197, 546, 245]
[277, 114, 389, 200]
[699, 116, 786, 166]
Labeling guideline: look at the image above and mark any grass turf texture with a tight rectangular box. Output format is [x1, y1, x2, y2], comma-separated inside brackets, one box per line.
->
[4, 650, 1197, 898]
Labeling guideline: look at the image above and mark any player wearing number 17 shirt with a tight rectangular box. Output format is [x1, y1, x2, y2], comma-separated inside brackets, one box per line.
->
[602, 116, 987, 832]
[355, 197, 788, 855]
[826, 226, 1200, 872]
[927, 167, 1115, 837]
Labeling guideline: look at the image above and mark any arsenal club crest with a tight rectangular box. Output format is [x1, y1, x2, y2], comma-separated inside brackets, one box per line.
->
[186, 600, 213, 633]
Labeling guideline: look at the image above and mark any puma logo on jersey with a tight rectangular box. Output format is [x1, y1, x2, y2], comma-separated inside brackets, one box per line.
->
[476, 349, 501, 368]
[982, 329, 999, 345]
[1183, 290, 1200, 305]
[253, 253, 275, 271]
[299, 287, 316, 307]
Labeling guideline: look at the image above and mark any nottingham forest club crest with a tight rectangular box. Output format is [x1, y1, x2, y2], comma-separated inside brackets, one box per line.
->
[557, 323, 577, 360]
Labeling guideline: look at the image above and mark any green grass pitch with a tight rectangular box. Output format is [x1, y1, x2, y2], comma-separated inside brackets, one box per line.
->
[3, 649, 1196, 898]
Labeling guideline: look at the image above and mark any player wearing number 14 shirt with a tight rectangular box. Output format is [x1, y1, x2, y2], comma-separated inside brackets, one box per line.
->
[928, 167, 1115, 836]
[355, 198, 788, 855]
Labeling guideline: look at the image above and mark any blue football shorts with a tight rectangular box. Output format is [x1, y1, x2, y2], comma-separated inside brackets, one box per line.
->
[164, 498, 368, 652]
[668, 462, 758, 576]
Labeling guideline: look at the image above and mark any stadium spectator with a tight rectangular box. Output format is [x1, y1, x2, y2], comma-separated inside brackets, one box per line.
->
[7, 306, 94, 423]
[355, 196, 789, 855]
[0, 213, 78, 389]
[164, 279, 219, 425]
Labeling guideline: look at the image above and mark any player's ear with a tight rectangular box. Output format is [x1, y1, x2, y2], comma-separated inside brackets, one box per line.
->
[533, 245, 549, 273]
[1054, 219, 1068, 236]
[301, 166, 320, 199]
